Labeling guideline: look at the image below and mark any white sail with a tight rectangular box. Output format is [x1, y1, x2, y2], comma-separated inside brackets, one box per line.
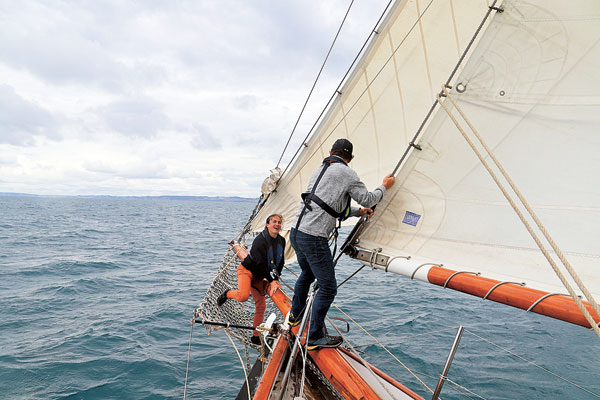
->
[359, 0, 600, 301]
[250, 0, 492, 236]
[251, 0, 600, 324]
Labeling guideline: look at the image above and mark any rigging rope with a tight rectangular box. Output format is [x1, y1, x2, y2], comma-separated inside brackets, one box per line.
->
[464, 329, 600, 398]
[225, 329, 252, 400]
[352, 326, 462, 349]
[326, 316, 400, 399]
[183, 322, 194, 400]
[276, 0, 357, 169]
[444, 378, 488, 400]
[277, 0, 394, 179]
[330, 302, 435, 394]
[437, 86, 600, 338]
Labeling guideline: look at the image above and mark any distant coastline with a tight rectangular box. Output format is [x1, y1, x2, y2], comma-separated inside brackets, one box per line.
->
[0, 192, 257, 202]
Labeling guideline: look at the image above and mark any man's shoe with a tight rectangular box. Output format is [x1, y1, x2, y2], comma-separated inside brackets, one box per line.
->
[217, 291, 229, 306]
[287, 312, 302, 327]
[250, 335, 261, 346]
[306, 335, 343, 351]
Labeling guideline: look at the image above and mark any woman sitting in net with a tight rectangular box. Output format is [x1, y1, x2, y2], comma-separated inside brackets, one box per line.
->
[218, 214, 285, 345]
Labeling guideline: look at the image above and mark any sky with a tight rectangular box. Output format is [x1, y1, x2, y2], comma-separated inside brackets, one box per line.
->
[0, 0, 391, 197]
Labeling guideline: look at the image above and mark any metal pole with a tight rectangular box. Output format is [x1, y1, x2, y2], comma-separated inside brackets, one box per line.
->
[432, 325, 464, 400]
[276, 286, 317, 400]
[194, 319, 274, 333]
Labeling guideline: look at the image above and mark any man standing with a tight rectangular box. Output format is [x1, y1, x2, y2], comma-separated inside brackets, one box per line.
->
[289, 138, 395, 350]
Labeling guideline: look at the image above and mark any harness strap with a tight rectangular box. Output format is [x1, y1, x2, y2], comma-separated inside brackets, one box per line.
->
[261, 231, 284, 273]
[293, 157, 339, 239]
[301, 192, 351, 220]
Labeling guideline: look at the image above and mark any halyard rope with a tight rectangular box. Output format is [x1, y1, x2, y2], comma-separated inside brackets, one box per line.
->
[442, 86, 600, 324]
[437, 86, 600, 338]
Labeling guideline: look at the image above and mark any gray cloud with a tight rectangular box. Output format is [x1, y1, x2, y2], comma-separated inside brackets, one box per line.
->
[0, 0, 392, 196]
[232, 95, 259, 110]
[84, 159, 169, 179]
[96, 97, 169, 138]
[0, 2, 167, 92]
[189, 124, 222, 150]
[0, 85, 60, 146]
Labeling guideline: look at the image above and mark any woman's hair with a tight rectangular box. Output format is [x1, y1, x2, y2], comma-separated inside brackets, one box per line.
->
[266, 213, 283, 225]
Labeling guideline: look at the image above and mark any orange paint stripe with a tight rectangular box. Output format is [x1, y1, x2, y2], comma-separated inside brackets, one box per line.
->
[427, 266, 600, 328]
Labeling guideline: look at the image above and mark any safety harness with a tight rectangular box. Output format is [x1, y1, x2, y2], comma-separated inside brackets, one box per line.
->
[293, 156, 352, 253]
[261, 230, 284, 274]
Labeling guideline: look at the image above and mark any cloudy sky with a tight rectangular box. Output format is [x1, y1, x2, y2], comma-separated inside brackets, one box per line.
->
[0, 0, 390, 197]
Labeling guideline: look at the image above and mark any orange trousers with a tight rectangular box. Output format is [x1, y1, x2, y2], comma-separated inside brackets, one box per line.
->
[226, 265, 268, 336]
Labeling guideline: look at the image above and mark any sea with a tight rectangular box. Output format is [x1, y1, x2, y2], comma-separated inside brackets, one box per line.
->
[1, 195, 599, 400]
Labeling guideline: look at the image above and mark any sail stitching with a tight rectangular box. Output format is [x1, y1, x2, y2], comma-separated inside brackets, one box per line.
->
[437, 86, 600, 337]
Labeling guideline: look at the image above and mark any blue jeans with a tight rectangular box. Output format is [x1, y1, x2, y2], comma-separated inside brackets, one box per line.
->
[290, 228, 337, 340]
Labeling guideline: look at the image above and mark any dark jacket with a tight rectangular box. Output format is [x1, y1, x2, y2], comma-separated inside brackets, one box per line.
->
[241, 228, 286, 281]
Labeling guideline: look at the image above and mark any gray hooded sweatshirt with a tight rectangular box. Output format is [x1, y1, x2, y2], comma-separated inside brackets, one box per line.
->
[293, 156, 386, 238]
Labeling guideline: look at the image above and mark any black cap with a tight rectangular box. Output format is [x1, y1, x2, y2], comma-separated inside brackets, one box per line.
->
[331, 138, 353, 157]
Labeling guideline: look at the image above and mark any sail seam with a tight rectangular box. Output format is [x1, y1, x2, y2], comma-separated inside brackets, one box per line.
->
[391, 0, 501, 176]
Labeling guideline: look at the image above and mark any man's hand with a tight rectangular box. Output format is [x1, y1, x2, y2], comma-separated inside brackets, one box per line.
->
[358, 208, 374, 219]
[382, 174, 395, 190]
[268, 269, 280, 282]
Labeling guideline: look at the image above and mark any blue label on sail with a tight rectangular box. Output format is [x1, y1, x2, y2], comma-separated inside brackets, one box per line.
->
[402, 211, 421, 227]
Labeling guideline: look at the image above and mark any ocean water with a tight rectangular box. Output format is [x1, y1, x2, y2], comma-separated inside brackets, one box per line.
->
[1, 195, 599, 400]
